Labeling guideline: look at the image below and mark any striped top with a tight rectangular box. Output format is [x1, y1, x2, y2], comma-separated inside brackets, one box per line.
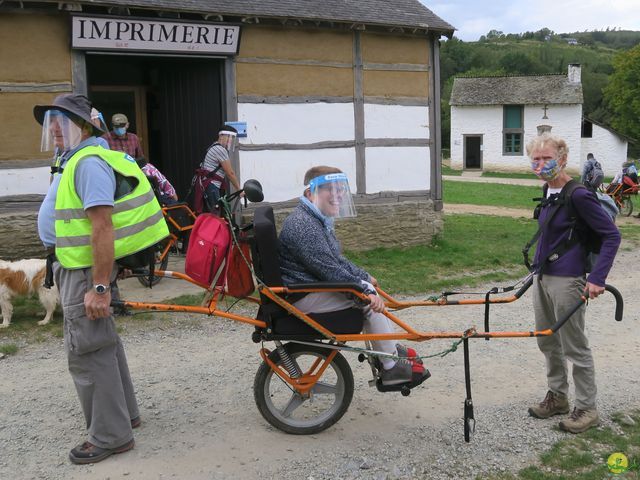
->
[201, 143, 228, 188]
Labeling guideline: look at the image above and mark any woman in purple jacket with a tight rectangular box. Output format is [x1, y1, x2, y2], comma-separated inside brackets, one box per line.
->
[526, 134, 620, 434]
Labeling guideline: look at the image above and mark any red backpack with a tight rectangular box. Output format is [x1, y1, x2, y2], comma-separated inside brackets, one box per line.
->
[184, 214, 231, 286]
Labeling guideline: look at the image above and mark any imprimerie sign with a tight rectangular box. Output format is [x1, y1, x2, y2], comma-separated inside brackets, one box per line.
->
[71, 15, 240, 55]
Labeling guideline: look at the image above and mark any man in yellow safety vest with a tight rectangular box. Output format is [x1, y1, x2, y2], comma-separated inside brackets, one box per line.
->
[34, 93, 168, 464]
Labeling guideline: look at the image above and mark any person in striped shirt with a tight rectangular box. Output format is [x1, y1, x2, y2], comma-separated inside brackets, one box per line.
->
[198, 125, 242, 212]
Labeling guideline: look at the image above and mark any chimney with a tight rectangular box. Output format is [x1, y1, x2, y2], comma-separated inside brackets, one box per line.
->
[568, 63, 581, 84]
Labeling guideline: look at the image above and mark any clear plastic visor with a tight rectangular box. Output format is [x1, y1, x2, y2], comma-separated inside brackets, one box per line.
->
[90, 110, 108, 135]
[306, 173, 356, 219]
[219, 131, 238, 153]
[40, 110, 83, 153]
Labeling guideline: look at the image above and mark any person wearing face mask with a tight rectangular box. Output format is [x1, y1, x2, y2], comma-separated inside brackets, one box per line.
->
[526, 134, 620, 434]
[104, 113, 144, 160]
[277, 166, 431, 387]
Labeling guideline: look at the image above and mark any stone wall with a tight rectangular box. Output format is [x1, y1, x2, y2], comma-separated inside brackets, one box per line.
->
[0, 193, 443, 262]
[245, 193, 443, 251]
[0, 198, 44, 260]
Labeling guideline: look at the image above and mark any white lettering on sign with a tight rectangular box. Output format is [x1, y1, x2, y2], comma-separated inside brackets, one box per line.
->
[72, 15, 240, 55]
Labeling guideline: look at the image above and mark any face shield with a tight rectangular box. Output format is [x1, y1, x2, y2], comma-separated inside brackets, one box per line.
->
[219, 130, 238, 153]
[306, 173, 356, 219]
[40, 110, 83, 153]
[90, 109, 108, 134]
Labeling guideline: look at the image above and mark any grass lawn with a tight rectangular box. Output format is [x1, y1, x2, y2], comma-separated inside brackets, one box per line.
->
[444, 180, 541, 209]
[347, 214, 534, 294]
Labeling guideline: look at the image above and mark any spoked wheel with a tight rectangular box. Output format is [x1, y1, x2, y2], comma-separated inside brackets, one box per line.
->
[136, 240, 169, 287]
[254, 342, 354, 435]
[620, 196, 633, 217]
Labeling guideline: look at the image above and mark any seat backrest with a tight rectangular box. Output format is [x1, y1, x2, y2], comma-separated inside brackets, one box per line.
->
[251, 205, 283, 287]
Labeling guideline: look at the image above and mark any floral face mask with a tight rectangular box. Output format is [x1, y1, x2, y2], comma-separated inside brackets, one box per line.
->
[531, 158, 561, 181]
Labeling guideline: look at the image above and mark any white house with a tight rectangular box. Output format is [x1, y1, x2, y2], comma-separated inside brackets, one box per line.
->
[449, 64, 628, 177]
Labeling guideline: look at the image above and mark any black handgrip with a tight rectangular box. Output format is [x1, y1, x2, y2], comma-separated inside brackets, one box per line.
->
[604, 284, 623, 321]
[549, 283, 623, 333]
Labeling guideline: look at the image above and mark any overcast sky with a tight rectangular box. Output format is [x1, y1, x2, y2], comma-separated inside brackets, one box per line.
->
[423, 0, 640, 41]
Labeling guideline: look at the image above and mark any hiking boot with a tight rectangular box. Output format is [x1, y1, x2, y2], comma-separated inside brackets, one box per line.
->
[396, 343, 424, 365]
[528, 390, 570, 419]
[559, 408, 600, 434]
[69, 439, 134, 465]
[380, 359, 413, 386]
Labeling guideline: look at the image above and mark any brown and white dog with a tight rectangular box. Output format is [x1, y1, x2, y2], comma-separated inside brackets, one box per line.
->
[0, 259, 59, 328]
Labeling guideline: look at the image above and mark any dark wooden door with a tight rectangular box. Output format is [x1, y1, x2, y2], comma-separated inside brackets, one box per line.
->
[464, 136, 482, 170]
[149, 58, 224, 199]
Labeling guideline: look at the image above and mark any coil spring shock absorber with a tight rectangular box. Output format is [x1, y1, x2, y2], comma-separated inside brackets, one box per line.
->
[275, 341, 303, 378]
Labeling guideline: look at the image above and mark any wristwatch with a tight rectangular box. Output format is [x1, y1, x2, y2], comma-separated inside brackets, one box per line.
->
[93, 283, 111, 295]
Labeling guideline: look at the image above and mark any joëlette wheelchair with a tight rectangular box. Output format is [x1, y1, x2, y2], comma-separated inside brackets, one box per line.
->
[118, 180, 624, 442]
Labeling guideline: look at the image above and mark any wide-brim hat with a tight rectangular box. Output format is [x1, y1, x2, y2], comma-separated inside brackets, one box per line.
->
[33, 93, 105, 136]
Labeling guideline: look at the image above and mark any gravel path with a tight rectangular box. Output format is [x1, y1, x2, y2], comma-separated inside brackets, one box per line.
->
[1, 249, 638, 480]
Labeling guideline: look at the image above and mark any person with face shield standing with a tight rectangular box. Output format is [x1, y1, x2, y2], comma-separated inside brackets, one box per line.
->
[34, 94, 168, 464]
[526, 134, 620, 434]
[278, 166, 431, 387]
[194, 124, 242, 213]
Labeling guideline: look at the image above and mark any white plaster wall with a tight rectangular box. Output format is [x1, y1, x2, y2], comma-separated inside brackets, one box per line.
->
[0, 167, 50, 196]
[237, 103, 355, 144]
[239, 148, 356, 203]
[450, 104, 583, 173]
[580, 124, 628, 177]
[365, 147, 430, 193]
[364, 104, 429, 139]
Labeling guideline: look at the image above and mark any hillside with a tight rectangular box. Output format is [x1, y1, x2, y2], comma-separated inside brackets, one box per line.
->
[439, 29, 640, 152]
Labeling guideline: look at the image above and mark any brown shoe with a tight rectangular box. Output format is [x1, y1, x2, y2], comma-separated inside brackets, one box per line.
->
[559, 407, 599, 433]
[131, 416, 141, 429]
[69, 439, 134, 465]
[528, 390, 570, 419]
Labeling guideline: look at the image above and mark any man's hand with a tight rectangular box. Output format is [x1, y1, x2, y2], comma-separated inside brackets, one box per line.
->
[84, 290, 112, 320]
[585, 282, 605, 299]
[369, 276, 379, 287]
[367, 293, 386, 313]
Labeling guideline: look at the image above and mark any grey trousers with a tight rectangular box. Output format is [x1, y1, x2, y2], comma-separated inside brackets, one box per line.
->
[53, 261, 139, 448]
[532, 274, 597, 410]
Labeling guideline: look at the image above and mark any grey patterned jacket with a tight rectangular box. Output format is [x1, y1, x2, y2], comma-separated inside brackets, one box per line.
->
[278, 199, 371, 287]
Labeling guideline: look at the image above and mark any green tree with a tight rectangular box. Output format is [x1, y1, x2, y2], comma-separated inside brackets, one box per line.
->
[604, 44, 640, 141]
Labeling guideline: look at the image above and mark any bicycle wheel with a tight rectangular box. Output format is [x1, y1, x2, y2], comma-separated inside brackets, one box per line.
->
[136, 241, 169, 287]
[620, 196, 633, 217]
[254, 342, 354, 435]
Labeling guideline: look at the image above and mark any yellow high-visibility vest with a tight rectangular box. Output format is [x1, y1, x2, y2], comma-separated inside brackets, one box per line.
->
[54, 145, 169, 269]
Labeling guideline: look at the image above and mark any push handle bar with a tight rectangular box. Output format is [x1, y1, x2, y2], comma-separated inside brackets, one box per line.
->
[550, 284, 623, 333]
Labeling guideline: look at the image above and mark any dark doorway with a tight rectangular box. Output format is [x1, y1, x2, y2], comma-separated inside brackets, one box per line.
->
[464, 135, 482, 170]
[87, 54, 224, 198]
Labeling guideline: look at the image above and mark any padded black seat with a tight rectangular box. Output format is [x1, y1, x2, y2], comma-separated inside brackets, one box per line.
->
[251, 205, 364, 338]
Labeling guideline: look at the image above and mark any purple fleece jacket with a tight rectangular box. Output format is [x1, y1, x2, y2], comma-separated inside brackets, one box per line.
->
[535, 186, 621, 286]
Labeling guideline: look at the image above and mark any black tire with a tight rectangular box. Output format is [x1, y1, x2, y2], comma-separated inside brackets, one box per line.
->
[136, 241, 169, 287]
[253, 342, 354, 435]
[620, 196, 633, 217]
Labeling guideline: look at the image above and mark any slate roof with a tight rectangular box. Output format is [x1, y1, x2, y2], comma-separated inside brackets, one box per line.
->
[450, 74, 583, 106]
[45, 0, 454, 34]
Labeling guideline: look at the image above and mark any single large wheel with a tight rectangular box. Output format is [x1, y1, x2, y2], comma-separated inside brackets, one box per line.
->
[254, 342, 354, 435]
[620, 196, 633, 217]
[136, 241, 170, 287]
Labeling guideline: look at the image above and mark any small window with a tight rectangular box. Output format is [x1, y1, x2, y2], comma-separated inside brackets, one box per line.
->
[582, 119, 593, 138]
[503, 105, 524, 155]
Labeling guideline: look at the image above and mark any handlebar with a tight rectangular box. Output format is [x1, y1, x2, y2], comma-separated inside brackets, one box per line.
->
[549, 284, 623, 333]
